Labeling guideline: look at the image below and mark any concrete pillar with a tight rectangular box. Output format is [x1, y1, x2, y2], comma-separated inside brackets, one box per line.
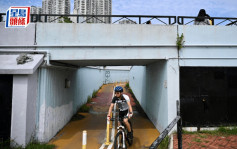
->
[146, 60, 168, 131]
[11, 71, 38, 147]
[167, 59, 180, 125]
[11, 75, 28, 146]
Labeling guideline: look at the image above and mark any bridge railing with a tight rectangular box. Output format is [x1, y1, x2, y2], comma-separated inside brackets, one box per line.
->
[0, 13, 173, 25]
[177, 16, 237, 26]
[149, 100, 182, 149]
[1, 13, 236, 26]
[30, 14, 177, 25]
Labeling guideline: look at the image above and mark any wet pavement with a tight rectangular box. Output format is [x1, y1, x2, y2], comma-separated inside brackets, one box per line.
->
[49, 83, 160, 149]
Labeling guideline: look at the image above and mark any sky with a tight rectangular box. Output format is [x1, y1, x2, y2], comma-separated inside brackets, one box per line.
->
[0, 0, 237, 17]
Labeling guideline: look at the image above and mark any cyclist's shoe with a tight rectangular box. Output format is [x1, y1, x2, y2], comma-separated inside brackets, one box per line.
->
[127, 131, 133, 146]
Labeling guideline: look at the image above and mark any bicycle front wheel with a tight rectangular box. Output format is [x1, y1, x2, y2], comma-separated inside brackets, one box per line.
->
[114, 131, 127, 149]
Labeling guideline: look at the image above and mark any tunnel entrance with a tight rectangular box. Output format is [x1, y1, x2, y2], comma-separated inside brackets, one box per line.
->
[0, 75, 13, 144]
[180, 67, 237, 127]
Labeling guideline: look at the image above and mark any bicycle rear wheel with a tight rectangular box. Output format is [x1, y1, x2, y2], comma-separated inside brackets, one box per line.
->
[114, 131, 127, 149]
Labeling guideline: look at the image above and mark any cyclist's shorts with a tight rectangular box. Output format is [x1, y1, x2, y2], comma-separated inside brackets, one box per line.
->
[119, 109, 129, 121]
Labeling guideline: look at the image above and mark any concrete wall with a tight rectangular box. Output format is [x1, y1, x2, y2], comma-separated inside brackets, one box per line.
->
[26, 71, 38, 143]
[179, 26, 237, 67]
[104, 69, 129, 84]
[129, 66, 146, 108]
[167, 59, 179, 126]
[74, 67, 104, 113]
[37, 68, 77, 142]
[146, 60, 168, 131]
[74, 67, 129, 112]
[11, 71, 38, 147]
[36, 23, 177, 46]
[36, 66, 129, 142]
[36, 23, 178, 62]
[0, 22, 35, 50]
[129, 61, 169, 132]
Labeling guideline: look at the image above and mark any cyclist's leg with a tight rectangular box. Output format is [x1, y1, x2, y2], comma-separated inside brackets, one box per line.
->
[123, 118, 132, 132]
[124, 117, 133, 143]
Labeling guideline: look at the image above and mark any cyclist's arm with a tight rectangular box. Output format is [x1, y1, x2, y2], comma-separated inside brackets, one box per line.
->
[127, 101, 133, 114]
[107, 103, 114, 117]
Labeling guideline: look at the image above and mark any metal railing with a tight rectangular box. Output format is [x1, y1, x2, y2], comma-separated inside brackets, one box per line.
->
[1, 13, 236, 26]
[30, 14, 177, 25]
[149, 100, 182, 149]
[178, 16, 237, 26]
[0, 13, 175, 25]
[0, 13, 4, 22]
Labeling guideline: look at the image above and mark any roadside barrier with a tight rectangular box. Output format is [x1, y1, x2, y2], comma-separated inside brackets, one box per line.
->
[82, 130, 87, 149]
[105, 117, 111, 145]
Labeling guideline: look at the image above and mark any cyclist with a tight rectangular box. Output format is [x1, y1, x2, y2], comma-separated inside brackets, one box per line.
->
[107, 86, 133, 140]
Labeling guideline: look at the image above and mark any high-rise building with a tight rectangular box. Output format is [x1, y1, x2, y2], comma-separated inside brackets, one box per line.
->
[73, 0, 112, 23]
[42, 0, 53, 22]
[42, 0, 71, 23]
[73, 0, 87, 23]
[31, 6, 42, 22]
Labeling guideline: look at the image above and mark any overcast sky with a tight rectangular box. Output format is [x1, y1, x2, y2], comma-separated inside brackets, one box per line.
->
[0, 0, 237, 17]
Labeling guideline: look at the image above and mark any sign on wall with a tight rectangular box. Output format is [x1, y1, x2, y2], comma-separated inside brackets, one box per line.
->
[5, 6, 31, 28]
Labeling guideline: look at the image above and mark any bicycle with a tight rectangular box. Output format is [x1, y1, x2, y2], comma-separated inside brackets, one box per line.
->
[113, 116, 133, 149]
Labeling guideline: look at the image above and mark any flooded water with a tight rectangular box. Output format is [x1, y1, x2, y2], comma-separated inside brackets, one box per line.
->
[49, 83, 160, 149]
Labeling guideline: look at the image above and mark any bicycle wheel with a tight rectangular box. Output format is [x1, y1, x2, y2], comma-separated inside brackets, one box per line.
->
[114, 131, 127, 149]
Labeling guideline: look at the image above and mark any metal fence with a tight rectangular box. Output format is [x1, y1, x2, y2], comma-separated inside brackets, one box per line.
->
[29, 14, 177, 25]
[178, 16, 237, 26]
[149, 100, 182, 149]
[1, 13, 236, 26]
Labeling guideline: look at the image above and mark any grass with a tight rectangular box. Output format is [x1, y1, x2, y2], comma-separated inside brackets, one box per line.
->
[197, 133, 207, 139]
[183, 127, 237, 136]
[78, 86, 101, 113]
[87, 95, 92, 103]
[193, 138, 202, 143]
[78, 104, 90, 112]
[0, 141, 55, 149]
[180, 127, 237, 148]
[92, 90, 98, 98]
[217, 127, 237, 135]
[158, 136, 170, 149]
[176, 33, 185, 50]
[125, 82, 130, 88]
[125, 82, 135, 98]
[24, 142, 55, 149]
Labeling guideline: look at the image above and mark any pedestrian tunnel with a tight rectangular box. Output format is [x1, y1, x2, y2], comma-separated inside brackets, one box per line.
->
[1, 22, 237, 147]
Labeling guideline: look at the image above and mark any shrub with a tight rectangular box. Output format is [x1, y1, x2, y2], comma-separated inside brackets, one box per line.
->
[87, 95, 92, 103]
[125, 82, 130, 88]
[79, 104, 90, 112]
[92, 90, 98, 98]
[158, 136, 170, 149]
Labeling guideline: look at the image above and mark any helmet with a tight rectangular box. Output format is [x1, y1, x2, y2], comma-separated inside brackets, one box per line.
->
[114, 86, 123, 92]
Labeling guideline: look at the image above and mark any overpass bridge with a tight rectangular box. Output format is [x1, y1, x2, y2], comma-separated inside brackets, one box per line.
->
[0, 22, 237, 147]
